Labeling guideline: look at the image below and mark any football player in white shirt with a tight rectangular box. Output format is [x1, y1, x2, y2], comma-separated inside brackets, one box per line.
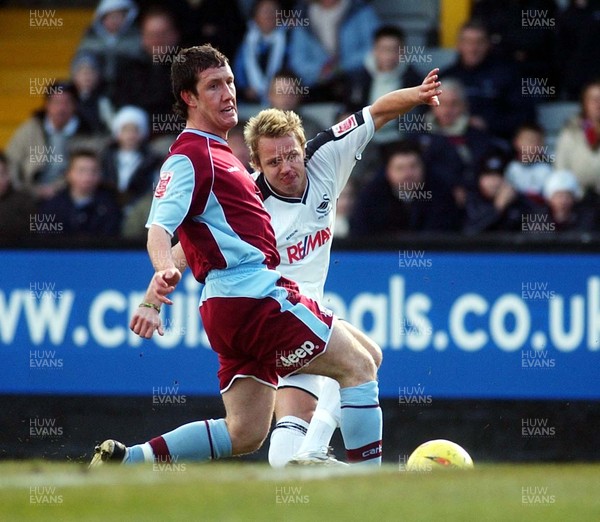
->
[139, 68, 442, 466]
[243, 69, 440, 466]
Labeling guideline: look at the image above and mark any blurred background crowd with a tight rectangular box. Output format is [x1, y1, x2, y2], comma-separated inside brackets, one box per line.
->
[1, 0, 599, 241]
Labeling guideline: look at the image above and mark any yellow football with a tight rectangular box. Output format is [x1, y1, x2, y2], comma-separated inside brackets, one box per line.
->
[406, 439, 474, 471]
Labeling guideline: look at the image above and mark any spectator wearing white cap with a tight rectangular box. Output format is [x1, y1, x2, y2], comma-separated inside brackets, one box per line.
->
[100, 105, 161, 210]
[542, 169, 597, 232]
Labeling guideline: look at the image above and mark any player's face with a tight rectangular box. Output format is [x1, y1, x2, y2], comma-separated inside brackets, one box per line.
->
[186, 65, 237, 138]
[256, 134, 307, 197]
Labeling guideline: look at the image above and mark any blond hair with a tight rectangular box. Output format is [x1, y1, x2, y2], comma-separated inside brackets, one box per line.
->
[244, 108, 306, 170]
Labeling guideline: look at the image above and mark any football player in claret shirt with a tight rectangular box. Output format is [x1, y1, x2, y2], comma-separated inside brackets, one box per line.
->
[90, 44, 416, 467]
[95, 42, 439, 462]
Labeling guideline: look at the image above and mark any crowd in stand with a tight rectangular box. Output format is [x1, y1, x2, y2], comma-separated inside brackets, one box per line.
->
[1, 0, 599, 241]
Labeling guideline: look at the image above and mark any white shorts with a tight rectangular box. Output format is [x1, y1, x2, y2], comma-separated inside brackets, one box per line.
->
[277, 373, 328, 399]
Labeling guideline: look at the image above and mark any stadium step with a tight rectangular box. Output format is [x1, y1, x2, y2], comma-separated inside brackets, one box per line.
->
[0, 8, 93, 149]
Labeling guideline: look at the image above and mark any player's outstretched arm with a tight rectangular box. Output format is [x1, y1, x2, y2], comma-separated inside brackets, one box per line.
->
[370, 68, 442, 131]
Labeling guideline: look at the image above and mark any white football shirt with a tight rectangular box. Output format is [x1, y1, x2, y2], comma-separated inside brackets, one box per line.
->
[253, 107, 375, 302]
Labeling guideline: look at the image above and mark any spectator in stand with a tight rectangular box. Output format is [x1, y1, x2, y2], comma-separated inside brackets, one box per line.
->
[542, 169, 597, 232]
[441, 19, 535, 139]
[463, 151, 536, 234]
[288, 0, 380, 102]
[421, 78, 508, 190]
[338, 26, 421, 185]
[505, 122, 552, 205]
[0, 152, 36, 241]
[234, 0, 290, 105]
[267, 70, 322, 140]
[112, 6, 182, 121]
[350, 141, 462, 237]
[6, 82, 93, 201]
[76, 0, 143, 96]
[40, 149, 121, 237]
[470, 0, 558, 83]
[343, 25, 422, 135]
[555, 80, 600, 200]
[70, 52, 112, 134]
[556, 0, 600, 100]
[100, 106, 161, 211]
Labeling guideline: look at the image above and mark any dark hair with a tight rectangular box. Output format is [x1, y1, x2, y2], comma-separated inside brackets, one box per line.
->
[459, 18, 490, 39]
[374, 25, 406, 43]
[383, 140, 422, 164]
[0, 151, 7, 166]
[67, 148, 99, 170]
[171, 44, 229, 119]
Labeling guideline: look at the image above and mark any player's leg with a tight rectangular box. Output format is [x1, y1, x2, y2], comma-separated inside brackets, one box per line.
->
[268, 384, 317, 468]
[297, 319, 382, 464]
[292, 377, 340, 459]
[340, 320, 383, 369]
[223, 377, 276, 455]
[91, 378, 275, 466]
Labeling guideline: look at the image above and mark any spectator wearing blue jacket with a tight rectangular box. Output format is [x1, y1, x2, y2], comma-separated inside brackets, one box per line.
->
[234, 0, 290, 105]
[288, 0, 379, 102]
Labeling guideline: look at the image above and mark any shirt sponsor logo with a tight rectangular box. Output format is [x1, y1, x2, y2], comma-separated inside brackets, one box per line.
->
[154, 171, 173, 198]
[286, 227, 332, 263]
[332, 114, 358, 137]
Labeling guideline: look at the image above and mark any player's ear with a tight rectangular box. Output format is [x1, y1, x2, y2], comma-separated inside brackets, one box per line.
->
[180, 90, 196, 109]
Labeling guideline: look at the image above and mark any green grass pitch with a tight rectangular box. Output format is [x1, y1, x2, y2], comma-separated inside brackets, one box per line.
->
[0, 461, 598, 521]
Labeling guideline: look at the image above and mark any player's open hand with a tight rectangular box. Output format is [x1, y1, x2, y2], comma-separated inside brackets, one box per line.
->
[419, 68, 442, 107]
[130, 305, 164, 338]
[149, 268, 182, 306]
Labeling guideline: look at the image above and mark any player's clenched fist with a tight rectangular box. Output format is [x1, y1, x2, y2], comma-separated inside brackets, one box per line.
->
[149, 268, 182, 306]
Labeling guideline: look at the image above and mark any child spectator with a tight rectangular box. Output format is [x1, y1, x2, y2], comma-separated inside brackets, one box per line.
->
[100, 105, 161, 210]
[505, 122, 553, 204]
[542, 169, 597, 232]
[40, 149, 121, 236]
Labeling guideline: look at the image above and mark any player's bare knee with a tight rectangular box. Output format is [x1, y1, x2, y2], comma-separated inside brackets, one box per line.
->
[226, 420, 269, 455]
[338, 350, 377, 387]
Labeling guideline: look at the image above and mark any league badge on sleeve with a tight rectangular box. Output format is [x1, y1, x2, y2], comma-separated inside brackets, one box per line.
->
[332, 114, 358, 138]
[154, 171, 173, 198]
